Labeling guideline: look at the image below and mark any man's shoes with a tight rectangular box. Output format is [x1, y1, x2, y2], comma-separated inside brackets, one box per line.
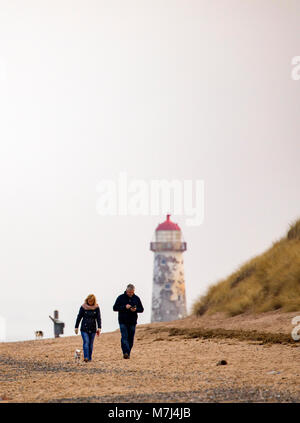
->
[83, 358, 89, 362]
[123, 353, 129, 359]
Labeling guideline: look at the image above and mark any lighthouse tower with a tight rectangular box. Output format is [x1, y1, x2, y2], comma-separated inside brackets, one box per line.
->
[150, 214, 187, 322]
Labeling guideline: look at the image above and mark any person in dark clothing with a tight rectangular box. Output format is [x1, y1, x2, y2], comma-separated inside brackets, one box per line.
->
[113, 284, 144, 359]
[75, 294, 101, 362]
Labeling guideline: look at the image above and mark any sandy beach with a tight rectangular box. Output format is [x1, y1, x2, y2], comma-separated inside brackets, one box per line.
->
[0, 310, 299, 403]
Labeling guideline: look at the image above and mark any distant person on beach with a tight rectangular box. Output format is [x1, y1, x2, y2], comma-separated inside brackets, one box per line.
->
[113, 284, 144, 359]
[74, 294, 101, 362]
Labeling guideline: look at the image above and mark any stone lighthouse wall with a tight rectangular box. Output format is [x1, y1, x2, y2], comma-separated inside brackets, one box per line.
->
[151, 250, 187, 323]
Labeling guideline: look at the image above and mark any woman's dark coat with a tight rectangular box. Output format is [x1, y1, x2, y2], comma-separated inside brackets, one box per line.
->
[75, 306, 101, 333]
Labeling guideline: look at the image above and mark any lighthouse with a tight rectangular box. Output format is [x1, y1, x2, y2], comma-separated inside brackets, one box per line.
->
[150, 214, 187, 322]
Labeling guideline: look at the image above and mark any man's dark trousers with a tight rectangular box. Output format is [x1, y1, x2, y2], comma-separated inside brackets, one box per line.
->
[119, 323, 136, 356]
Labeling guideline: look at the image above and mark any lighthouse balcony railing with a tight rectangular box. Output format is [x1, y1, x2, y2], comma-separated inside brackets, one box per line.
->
[150, 242, 187, 252]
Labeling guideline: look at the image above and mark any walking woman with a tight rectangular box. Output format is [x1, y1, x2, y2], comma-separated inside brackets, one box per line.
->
[75, 294, 101, 362]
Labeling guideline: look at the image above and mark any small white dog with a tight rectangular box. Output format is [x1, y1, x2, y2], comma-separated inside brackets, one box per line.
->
[74, 349, 81, 363]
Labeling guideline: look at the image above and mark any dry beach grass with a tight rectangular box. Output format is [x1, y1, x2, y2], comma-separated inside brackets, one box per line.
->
[193, 218, 300, 316]
[0, 310, 300, 403]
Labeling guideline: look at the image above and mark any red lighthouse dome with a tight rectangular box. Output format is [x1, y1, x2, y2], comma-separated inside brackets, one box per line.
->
[155, 214, 181, 231]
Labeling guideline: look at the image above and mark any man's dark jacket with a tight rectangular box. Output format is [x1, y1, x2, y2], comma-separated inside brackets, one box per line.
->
[113, 291, 144, 325]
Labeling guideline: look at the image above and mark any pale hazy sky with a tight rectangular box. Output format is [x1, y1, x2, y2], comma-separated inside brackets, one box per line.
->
[0, 0, 299, 341]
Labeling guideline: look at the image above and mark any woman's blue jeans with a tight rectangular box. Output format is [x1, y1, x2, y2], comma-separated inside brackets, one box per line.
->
[119, 323, 136, 356]
[81, 331, 96, 360]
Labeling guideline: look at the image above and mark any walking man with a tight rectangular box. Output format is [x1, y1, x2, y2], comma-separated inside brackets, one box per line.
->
[113, 284, 144, 359]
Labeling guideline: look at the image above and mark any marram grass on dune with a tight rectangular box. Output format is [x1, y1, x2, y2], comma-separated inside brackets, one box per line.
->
[193, 218, 300, 317]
